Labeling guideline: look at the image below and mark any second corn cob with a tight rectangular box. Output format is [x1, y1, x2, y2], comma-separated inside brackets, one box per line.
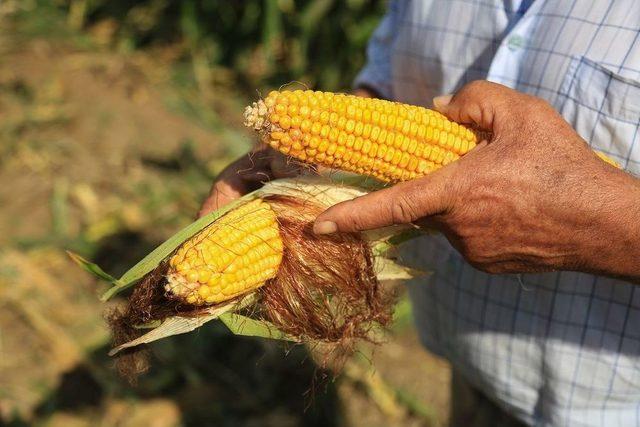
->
[244, 90, 480, 183]
[166, 198, 283, 305]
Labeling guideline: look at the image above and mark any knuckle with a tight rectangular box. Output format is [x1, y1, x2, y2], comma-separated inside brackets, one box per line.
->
[335, 204, 362, 232]
[458, 238, 486, 264]
[477, 100, 496, 125]
[465, 80, 489, 93]
[479, 263, 502, 274]
[463, 80, 506, 100]
[338, 202, 371, 232]
[479, 263, 503, 274]
[390, 194, 419, 224]
[522, 94, 552, 115]
[455, 81, 484, 103]
[345, 218, 363, 232]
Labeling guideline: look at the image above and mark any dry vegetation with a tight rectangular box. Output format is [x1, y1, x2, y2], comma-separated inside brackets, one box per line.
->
[0, 2, 451, 426]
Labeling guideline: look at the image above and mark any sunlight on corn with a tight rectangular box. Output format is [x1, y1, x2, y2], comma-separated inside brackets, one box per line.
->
[166, 199, 283, 305]
[245, 89, 480, 183]
[245, 90, 619, 181]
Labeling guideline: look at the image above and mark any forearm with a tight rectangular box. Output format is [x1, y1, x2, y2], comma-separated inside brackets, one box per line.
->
[578, 168, 640, 283]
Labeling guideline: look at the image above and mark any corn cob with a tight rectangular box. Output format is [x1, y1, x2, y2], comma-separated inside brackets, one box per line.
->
[245, 90, 619, 181]
[244, 90, 480, 183]
[166, 199, 283, 305]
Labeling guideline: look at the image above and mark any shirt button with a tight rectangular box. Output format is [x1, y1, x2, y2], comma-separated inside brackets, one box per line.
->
[507, 34, 525, 51]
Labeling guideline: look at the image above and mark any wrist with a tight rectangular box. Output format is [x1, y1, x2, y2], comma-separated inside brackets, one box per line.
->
[577, 168, 640, 281]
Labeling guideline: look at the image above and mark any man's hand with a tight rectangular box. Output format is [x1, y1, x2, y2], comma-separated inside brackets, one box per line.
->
[314, 81, 640, 280]
[198, 145, 299, 217]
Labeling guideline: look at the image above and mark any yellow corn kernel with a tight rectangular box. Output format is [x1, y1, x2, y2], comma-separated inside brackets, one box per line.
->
[165, 199, 283, 305]
[244, 90, 483, 183]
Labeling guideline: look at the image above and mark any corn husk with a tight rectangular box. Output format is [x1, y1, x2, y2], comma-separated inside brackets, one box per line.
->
[70, 175, 425, 354]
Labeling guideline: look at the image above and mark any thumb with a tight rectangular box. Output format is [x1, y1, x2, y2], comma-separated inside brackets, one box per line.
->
[433, 80, 516, 133]
[313, 172, 451, 235]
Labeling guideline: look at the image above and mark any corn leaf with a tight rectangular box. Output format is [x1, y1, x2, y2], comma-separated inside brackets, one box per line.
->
[260, 175, 370, 205]
[376, 257, 426, 282]
[322, 171, 387, 191]
[109, 294, 256, 355]
[371, 229, 425, 257]
[219, 313, 298, 342]
[66, 250, 123, 285]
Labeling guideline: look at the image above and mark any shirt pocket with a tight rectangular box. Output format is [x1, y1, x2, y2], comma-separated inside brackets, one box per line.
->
[557, 56, 640, 174]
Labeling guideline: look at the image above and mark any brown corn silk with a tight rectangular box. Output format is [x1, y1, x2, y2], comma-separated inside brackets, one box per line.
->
[259, 195, 392, 343]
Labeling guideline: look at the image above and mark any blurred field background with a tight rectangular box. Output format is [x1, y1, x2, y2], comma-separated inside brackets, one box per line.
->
[0, 1, 451, 426]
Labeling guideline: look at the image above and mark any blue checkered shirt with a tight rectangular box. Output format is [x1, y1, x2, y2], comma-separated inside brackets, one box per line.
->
[354, 1, 640, 426]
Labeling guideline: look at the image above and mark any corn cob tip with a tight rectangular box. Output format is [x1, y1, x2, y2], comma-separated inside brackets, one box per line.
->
[244, 99, 271, 132]
[165, 271, 207, 304]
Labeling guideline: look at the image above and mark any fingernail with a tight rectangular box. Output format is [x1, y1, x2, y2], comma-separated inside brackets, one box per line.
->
[433, 94, 453, 109]
[313, 220, 338, 235]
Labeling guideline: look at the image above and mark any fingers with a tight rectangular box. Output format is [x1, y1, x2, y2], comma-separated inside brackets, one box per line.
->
[198, 147, 304, 218]
[432, 94, 452, 110]
[314, 169, 453, 234]
[198, 163, 266, 217]
[270, 152, 303, 178]
[197, 150, 271, 218]
[198, 179, 246, 217]
[433, 80, 519, 133]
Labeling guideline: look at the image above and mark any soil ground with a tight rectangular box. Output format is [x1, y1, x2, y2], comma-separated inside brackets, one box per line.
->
[0, 7, 451, 427]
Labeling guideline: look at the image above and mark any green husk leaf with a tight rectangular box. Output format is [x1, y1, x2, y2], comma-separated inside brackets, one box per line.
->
[376, 257, 426, 282]
[219, 313, 298, 342]
[108, 293, 256, 355]
[371, 228, 425, 256]
[66, 250, 123, 285]
[261, 175, 370, 205]
[320, 171, 388, 191]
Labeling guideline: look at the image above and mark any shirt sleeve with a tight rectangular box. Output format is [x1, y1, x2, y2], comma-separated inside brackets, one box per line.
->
[353, 0, 401, 100]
